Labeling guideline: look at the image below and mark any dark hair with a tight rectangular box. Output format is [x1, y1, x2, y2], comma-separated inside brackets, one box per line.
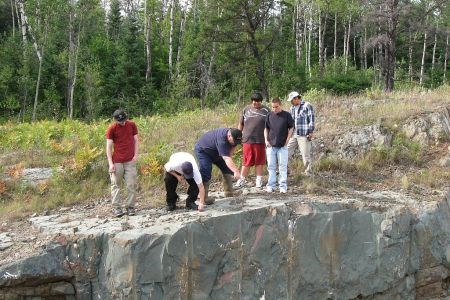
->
[251, 91, 263, 102]
[113, 109, 128, 122]
[229, 128, 242, 145]
[271, 97, 281, 104]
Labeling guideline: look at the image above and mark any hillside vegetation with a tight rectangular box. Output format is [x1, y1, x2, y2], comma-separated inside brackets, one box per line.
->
[0, 86, 449, 220]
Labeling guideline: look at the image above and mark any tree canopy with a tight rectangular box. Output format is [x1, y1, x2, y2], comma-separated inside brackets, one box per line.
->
[0, 0, 448, 121]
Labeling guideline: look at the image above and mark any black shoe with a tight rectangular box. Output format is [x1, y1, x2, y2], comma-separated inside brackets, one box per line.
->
[166, 204, 176, 212]
[126, 207, 136, 216]
[113, 207, 125, 217]
[186, 202, 198, 210]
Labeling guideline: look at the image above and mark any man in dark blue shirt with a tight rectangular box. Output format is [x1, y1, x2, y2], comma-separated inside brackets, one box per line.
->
[195, 128, 242, 205]
[264, 97, 294, 193]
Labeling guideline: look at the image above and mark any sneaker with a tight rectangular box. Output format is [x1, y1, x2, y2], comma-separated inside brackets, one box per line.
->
[280, 188, 287, 194]
[166, 204, 176, 212]
[186, 201, 198, 210]
[234, 177, 246, 188]
[113, 207, 125, 217]
[126, 207, 136, 216]
[255, 178, 263, 188]
[265, 186, 274, 193]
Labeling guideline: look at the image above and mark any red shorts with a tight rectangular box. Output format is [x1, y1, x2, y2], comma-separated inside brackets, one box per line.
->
[242, 143, 266, 166]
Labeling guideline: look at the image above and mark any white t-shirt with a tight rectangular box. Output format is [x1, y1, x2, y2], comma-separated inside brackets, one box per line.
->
[164, 152, 202, 185]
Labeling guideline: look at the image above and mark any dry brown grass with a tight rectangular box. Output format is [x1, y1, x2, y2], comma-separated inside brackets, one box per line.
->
[312, 85, 450, 136]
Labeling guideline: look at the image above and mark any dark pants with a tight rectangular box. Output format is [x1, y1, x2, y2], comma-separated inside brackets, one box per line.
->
[164, 172, 199, 207]
[194, 144, 233, 183]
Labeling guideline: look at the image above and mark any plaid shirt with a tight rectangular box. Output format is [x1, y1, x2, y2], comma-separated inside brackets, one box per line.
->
[290, 101, 315, 136]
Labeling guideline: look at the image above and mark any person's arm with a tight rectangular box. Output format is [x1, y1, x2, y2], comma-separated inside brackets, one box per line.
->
[264, 128, 270, 147]
[222, 156, 241, 179]
[164, 160, 184, 182]
[132, 134, 139, 162]
[168, 171, 184, 182]
[307, 104, 315, 135]
[285, 127, 294, 146]
[238, 111, 244, 131]
[106, 139, 115, 172]
[197, 183, 205, 211]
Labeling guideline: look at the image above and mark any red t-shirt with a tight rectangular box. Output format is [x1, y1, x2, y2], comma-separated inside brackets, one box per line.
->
[106, 121, 138, 163]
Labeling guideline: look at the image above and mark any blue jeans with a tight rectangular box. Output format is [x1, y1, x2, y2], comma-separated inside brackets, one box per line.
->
[266, 146, 288, 190]
[195, 144, 232, 183]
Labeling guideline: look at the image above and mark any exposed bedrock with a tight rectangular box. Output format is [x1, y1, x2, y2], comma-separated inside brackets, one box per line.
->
[1, 191, 449, 299]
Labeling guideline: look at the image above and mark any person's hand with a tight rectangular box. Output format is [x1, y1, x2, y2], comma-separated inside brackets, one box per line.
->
[306, 133, 313, 141]
[233, 170, 241, 180]
[198, 203, 205, 212]
[131, 155, 138, 162]
[177, 175, 184, 182]
[109, 164, 115, 173]
[265, 140, 271, 148]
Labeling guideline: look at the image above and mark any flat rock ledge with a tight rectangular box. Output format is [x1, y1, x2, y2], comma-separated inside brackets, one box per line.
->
[0, 191, 449, 300]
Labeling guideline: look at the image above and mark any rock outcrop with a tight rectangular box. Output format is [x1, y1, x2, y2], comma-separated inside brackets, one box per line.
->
[1, 191, 449, 299]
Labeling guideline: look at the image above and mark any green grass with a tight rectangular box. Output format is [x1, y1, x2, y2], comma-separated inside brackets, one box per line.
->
[0, 86, 449, 220]
[0, 106, 243, 219]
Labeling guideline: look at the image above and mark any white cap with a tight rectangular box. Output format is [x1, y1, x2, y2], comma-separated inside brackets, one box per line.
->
[288, 91, 300, 101]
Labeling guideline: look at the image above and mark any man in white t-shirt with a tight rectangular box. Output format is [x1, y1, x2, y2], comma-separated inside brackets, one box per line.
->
[164, 152, 206, 212]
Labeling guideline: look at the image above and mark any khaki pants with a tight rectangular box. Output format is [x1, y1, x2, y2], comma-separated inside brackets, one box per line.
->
[287, 136, 312, 173]
[110, 161, 137, 208]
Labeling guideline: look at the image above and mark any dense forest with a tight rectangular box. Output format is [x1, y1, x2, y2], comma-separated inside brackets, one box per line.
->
[0, 0, 448, 121]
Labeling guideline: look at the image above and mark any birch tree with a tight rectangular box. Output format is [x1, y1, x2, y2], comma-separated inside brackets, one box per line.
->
[17, 0, 46, 121]
[144, 0, 154, 82]
[67, 0, 81, 119]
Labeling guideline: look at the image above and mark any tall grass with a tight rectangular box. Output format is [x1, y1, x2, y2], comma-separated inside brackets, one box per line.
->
[0, 107, 242, 218]
[0, 86, 449, 219]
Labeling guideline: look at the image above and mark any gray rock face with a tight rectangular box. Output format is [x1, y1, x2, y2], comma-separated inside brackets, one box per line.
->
[0, 192, 449, 299]
[402, 106, 450, 145]
[335, 124, 392, 159]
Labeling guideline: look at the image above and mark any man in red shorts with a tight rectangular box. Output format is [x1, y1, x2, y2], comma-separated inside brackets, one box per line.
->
[106, 109, 139, 217]
[235, 91, 270, 188]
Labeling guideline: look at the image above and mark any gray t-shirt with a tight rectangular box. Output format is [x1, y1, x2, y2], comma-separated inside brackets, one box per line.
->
[240, 105, 270, 144]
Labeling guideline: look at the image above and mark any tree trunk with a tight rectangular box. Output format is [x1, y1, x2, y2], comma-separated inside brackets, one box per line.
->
[295, 3, 302, 64]
[343, 21, 347, 72]
[17, 0, 28, 121]
[444, 32, 448, 82]
[168, 0, 174, 80]
[431, 24, 437, 71]
[307, 12, 312, 78]
[318, 10, 327, 77]
[364, 26, 367, 69]
[67, 1, 81, 119]
[10, 0, 15, 37]
[144, 0, 152, 82]
[420, 18, 428, 86]
[334, 12, 337, 60]
[359, 35, 363, 69]
[345, 17, 351, 73]
[175, 10, 186, 78]
[32, 50, 43, 121]
[408, 30, 414, 82]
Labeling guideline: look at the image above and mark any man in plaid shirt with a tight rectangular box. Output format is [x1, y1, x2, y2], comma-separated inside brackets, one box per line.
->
[286, 91, 315, 176]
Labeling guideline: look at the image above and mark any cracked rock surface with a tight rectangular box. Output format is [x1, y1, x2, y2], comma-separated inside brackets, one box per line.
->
[1, 190, 449, 299]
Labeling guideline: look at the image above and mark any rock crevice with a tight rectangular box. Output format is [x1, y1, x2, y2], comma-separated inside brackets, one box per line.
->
[0, 192, 449, 299]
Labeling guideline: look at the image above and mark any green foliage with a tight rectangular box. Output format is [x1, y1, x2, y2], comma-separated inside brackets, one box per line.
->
[310, 59, 372, 95]
[356, 133, 423, 173]
[315, 157, 356, 173]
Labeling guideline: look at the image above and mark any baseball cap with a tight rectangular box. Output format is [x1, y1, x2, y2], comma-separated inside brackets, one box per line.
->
[113, 109, 128, 122]
[229, 128, 242, 145]
[288, 91, 300, 101]
[181, 162, 194, 179]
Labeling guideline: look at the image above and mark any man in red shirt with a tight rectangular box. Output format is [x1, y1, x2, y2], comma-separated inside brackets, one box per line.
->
[106, 109, 139, 217]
